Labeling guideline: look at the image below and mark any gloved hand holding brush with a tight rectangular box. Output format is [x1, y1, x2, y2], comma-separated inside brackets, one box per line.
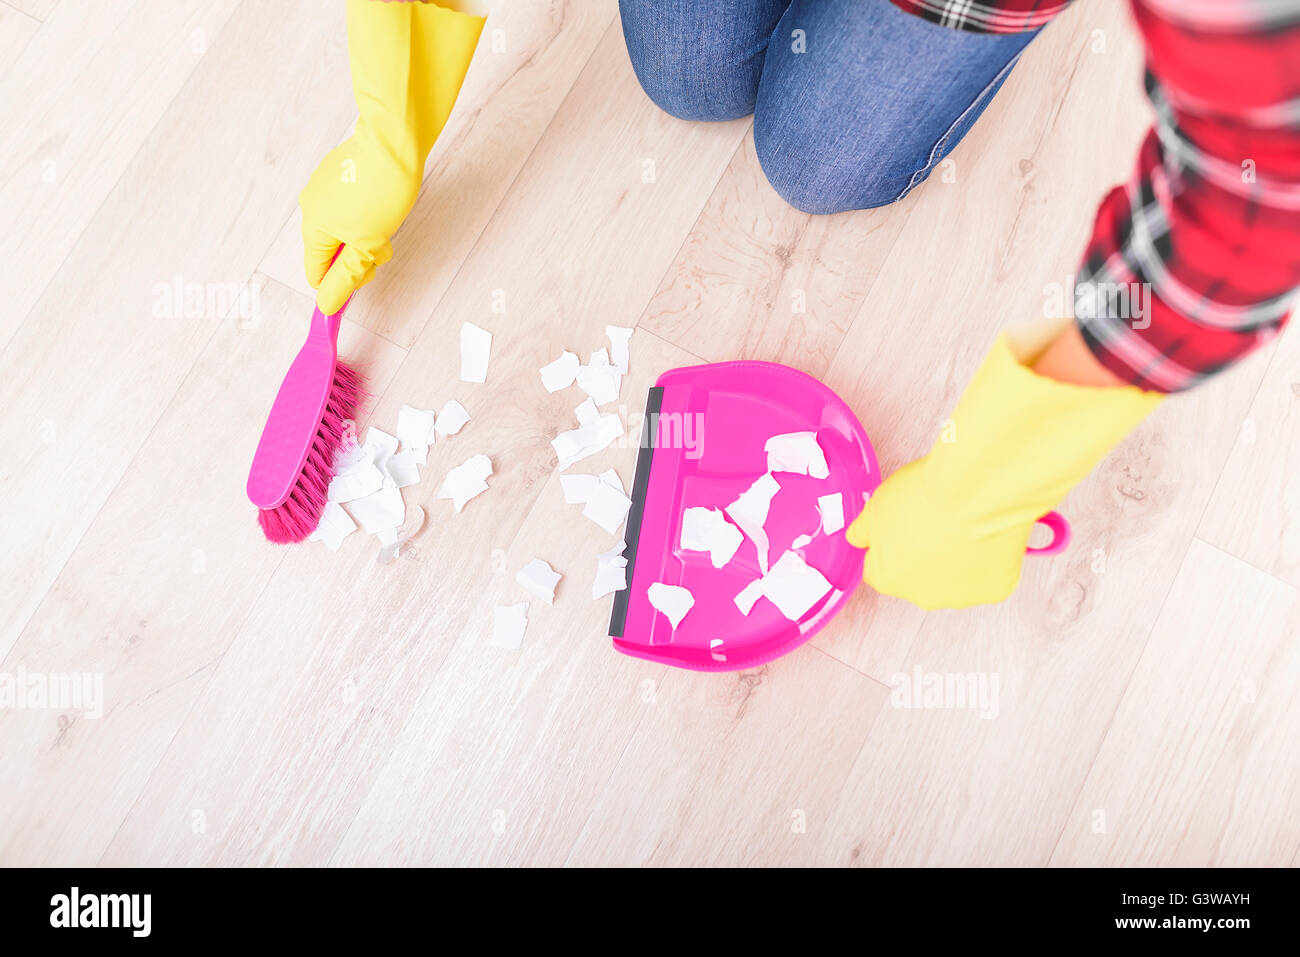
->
[300, 0, 485, 315]
[846, 323, 1164, 610]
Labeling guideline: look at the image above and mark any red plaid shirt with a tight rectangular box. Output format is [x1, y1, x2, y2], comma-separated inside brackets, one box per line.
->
[893, 0, 1300, 391]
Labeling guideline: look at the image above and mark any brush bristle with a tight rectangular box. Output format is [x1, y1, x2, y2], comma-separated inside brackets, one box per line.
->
[258, 361, 366, 544]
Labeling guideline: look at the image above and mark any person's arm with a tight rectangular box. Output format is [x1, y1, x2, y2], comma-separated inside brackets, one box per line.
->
[299, 0, 485, 315]
[848, 0, 1300, 609]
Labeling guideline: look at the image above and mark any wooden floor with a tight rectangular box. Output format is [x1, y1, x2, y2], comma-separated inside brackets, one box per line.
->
[2, 0, 1297, 867]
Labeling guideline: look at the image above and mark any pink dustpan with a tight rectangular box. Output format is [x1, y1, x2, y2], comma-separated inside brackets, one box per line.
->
[609, 362, 1069, 672]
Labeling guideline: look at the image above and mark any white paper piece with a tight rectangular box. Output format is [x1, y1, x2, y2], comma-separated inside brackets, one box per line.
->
[791, 533, 813, 549]
[647, 582, 694, 629]
[460, 322, 492, 383]
[593, 542, 629, 599]
[489, 602, 528, 649]
[437, 453, 493, 512]
[516, 558, 562, 604]
[598, 468, 624, 493]
[725, 472, 781, 573]
[574, 397, 599, 427]
[817, 492, 845, 534]
[582, 478, 633, 533]
[383, 449, 422, 489]
[575, 349, 622, 407]
[709, 638, 726, 663]
[559, 473, 599, 505]
[328, 459, 384, 503]
[606, 325, 633, 375]
[348, 485, 406, 534]
[364, 426, 399, 465]
[376, 506, 426, 565]
[765, 432, 829, 480]
[309, 501, 356, 552]
[734, 578, 765, 615]
[396, 405, 437, 451]
[435, 399, 470, 436]
[553, 413, 624, 470]
[540, 350, 580, 392]
[679, 507, 743, 569]
[761, 550, 833, 621]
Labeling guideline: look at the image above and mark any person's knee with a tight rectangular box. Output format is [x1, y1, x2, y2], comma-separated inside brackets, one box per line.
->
[753, 117, 911, 214]
[619, 1, 761, 122]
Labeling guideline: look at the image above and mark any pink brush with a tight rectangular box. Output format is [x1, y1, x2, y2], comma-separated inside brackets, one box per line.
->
[246, 296, 365, 543]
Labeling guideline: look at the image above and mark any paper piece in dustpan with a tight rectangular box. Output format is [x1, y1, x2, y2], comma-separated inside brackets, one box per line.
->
[680, 507, 744, 569]
[724, 472, 781, 574]
[647, 582, 694, 629]
[765, 431, 829, 479]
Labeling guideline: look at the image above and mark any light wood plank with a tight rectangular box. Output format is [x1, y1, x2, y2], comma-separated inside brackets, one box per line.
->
[0, 277, 407, 865]
[0, 2, 38, 77]
[1050, 541, 1300, 866]
[1197, 321, 1300, 587]
[566, 648, 889, 866]
[259, 0, 616, 348]
[4, 0, 56, 22]
[0, 0, 243, 348]
[640, 128, 912, 379]
[0, 0, 367, 647]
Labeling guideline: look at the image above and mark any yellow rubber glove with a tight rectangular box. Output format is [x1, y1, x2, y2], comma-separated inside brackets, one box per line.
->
[846, 327, 1165, 609]
[300, 0, 485, 315]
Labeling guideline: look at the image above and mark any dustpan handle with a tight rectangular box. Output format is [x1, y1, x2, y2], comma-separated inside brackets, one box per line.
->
[1026, 510, 1070, 556]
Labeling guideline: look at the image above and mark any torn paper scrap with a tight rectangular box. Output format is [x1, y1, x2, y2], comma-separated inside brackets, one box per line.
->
[561, 476, 600, 506]
[679, 507, 743, 569]
[376, 506, 426, 566]
[309, 501, 356, 552]
[761, 550, 833, 621]
[817, 492, 844, 534]
[382, 449, 422, 489]
[364, 426, 399, 466]
[709, 638, 726, 663]
[575, 349, 622, 407]
[435, 399, 470, 436]
[553, 412, 624, 470]
[396, 405, 437, 451]
[516, 558, 562, 604]
[598, 468, 624, 494]
[540, 350, 580, 393]
[460, 322, 492, 383]
[725, 472, 781, 573]
[765, 432, 829, 480]
[582, 477, 633, 533]
[593, 543, 629, 599]
[560, 473, 599, 505]
[734, 578, 765, 615]
[328, 459, 384, 504]
[606, 325, 632, 375]
[647, 582, 694, 629]
[489, 602, 528, 649]
[574, 397, 599, 427]
[348, 485, 406, 534]
[437, 453, 493, 512]
[791, 533, 813, 549]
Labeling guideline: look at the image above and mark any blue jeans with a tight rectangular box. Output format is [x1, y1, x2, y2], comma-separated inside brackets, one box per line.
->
[619, 0, 1039, 213]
